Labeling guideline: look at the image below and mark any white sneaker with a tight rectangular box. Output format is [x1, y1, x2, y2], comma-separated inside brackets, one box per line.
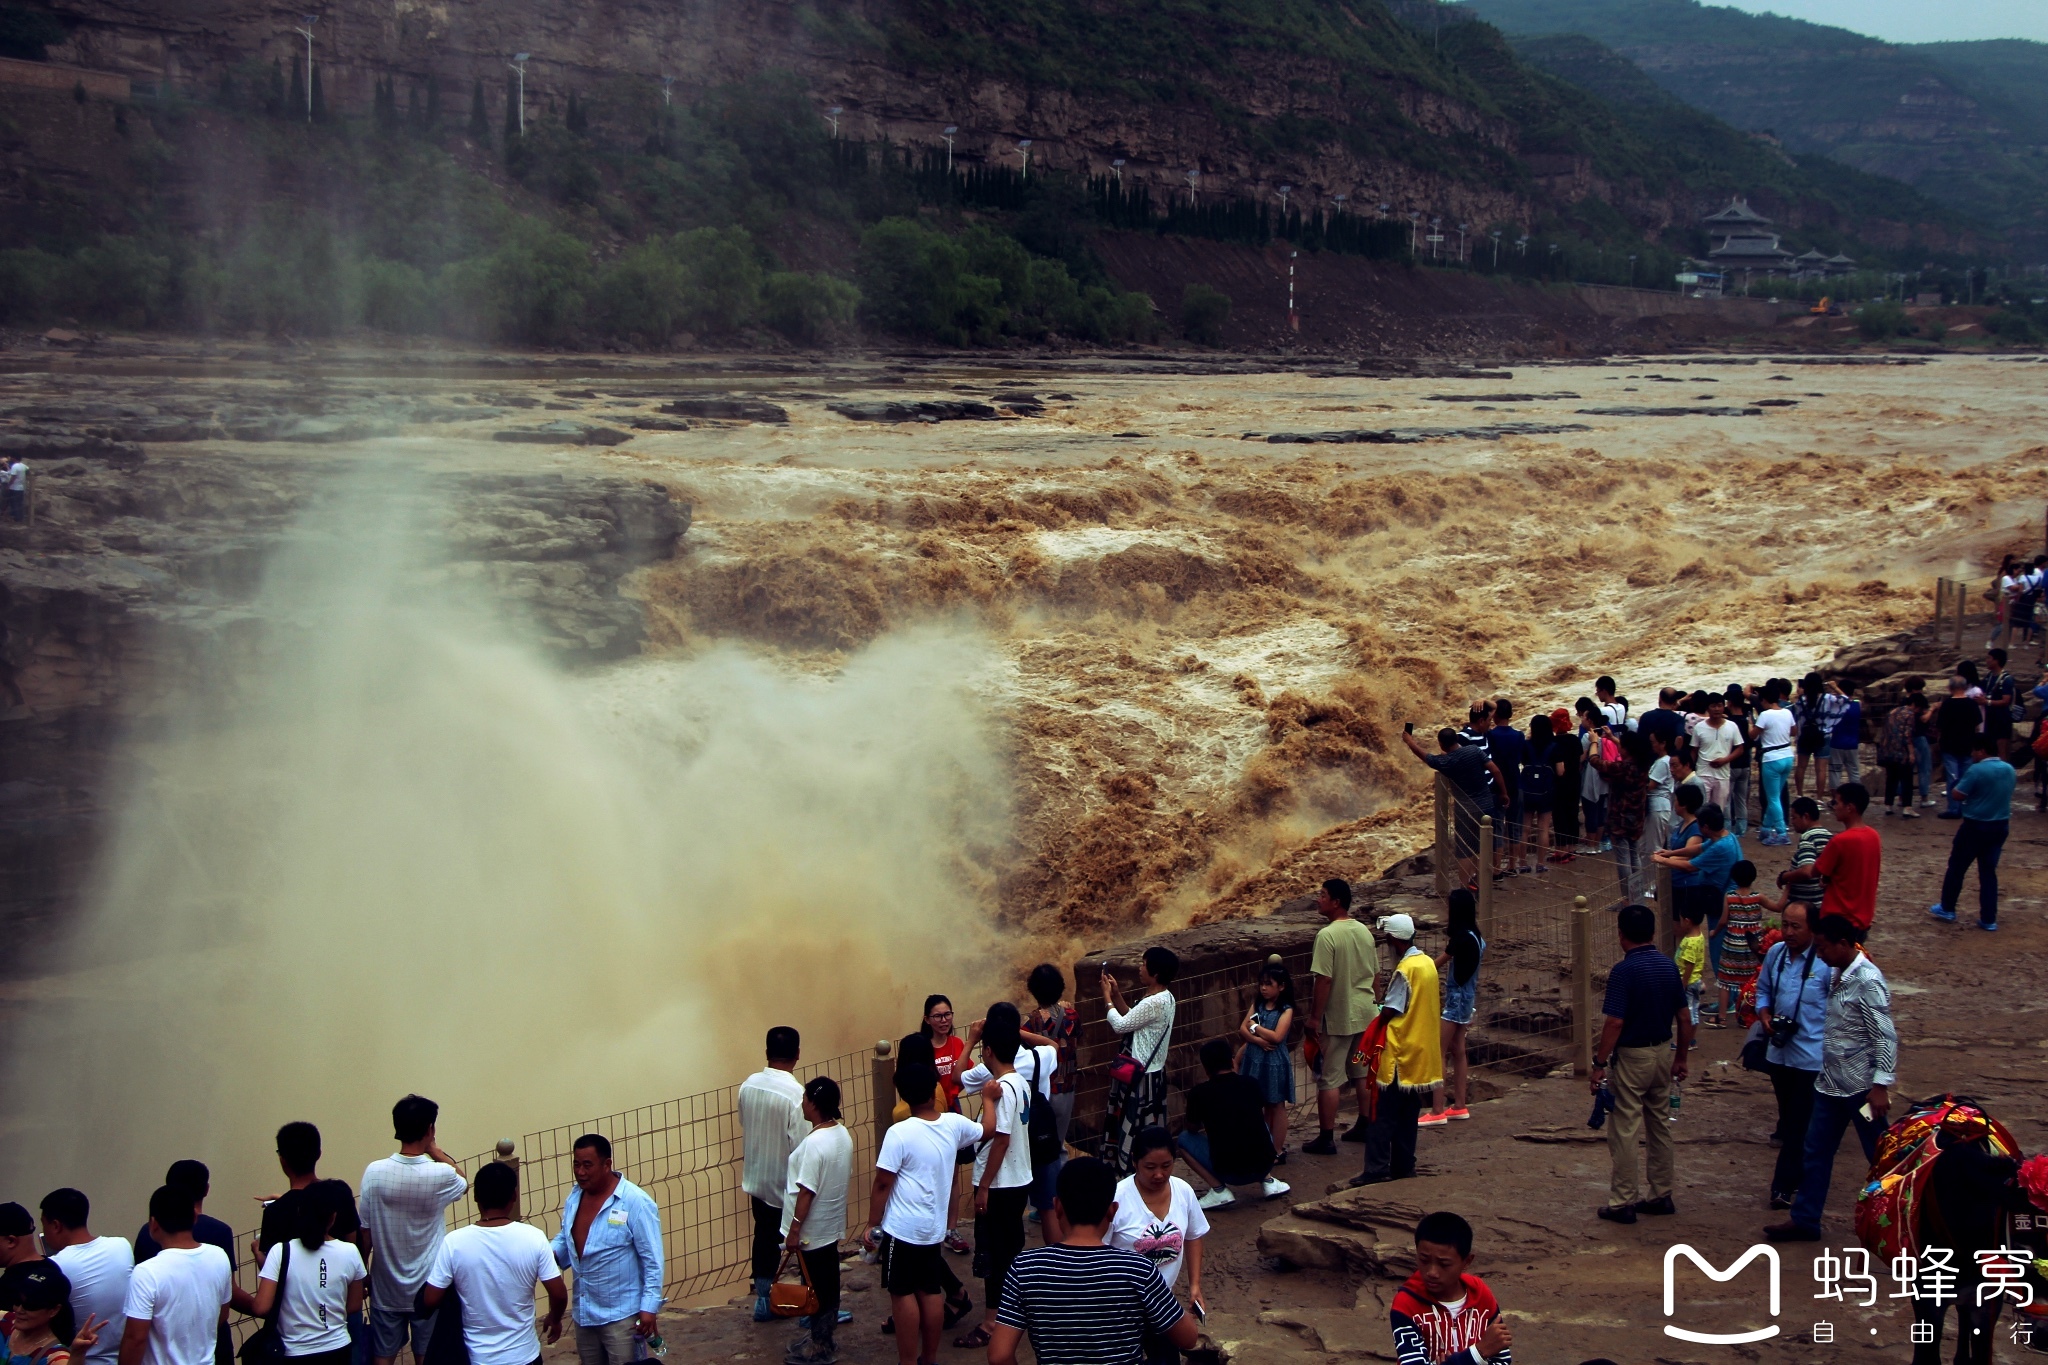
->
[1260, 1177, 1291, 1199]
[1197, 1188, 1237, 1211]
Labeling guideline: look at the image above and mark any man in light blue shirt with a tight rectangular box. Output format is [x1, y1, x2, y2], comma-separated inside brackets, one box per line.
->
[1752, 901, 1832, 1212]
[550, 1134, 664, 1365]
[1931, 736, 2015, 930]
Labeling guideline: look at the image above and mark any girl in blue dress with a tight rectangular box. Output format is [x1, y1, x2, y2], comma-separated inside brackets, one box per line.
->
[1237, 963, 1296, 1163]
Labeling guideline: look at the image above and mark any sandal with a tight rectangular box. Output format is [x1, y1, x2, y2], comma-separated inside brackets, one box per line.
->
[942, 1293, 974, 1330]
[952, 1325, 993, 1349]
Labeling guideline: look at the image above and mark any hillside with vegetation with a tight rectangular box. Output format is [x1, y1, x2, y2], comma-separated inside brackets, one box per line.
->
[1457, 0, 2048, 252]
[0, 0, 1999, 348]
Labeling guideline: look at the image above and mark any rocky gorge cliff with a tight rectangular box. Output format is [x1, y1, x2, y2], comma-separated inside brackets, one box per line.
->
[18, 0, 1969, 260]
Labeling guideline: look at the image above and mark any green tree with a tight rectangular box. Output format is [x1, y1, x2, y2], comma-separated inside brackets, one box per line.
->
[310, 64, 326, 122]
[468, 79, 490, 143]
[1180, 283, 1231, 345]
[589, 242, 692, 341]
[503, 71, 520, 142]
[761, 271, 859, 344]
[445, 219, 592, 343]
[855, 217, 1003, 344]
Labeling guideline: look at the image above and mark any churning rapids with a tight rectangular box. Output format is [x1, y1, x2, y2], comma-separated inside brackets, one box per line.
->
[1, 350, 2043, 1214]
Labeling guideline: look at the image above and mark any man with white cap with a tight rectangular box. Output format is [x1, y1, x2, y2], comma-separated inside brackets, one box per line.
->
[1351, 913, 1443, 1188]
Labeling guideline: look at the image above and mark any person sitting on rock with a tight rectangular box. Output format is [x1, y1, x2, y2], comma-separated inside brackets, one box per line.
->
[1390, 1211, 1511, 1365]
[1177, 1041, 1288, 1211]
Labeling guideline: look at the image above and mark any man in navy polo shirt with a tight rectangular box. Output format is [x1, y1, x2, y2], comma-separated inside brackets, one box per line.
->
[1588, 903, 1691, 1226]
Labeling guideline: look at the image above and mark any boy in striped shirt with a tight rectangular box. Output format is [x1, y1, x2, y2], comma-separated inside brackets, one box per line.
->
[990, 1158, 1195, 1365]
[1390, 1212, 1512, 1365]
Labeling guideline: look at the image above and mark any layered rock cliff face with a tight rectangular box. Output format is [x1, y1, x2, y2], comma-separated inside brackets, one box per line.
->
[0, 380, 685, 965]
[26, 0, 1601, 244]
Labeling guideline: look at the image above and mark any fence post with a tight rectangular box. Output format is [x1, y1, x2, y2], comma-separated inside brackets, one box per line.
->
[1954, 580, 1967, 654]
[1476, 815, 1493, 935]
[1433, 774, 1450, 899]
[1656, 865, 1675, 956]
[1933, 577, 1947, 634]
[1571, 895, 1591, 1076]
[872, 1039, 894, 1151]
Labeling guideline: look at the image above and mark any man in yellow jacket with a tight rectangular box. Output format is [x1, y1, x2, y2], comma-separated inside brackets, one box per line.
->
[1352, 913, 1444, 1188]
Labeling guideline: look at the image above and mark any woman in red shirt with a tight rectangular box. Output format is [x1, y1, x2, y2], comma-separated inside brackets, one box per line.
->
[924, 994, 967, 1109]
[922, 993, 974, 1255]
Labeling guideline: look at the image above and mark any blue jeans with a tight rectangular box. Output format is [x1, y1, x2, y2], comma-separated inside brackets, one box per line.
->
[1943, 752, 1973, 816]
[1761, 756, 1794, 835]
[1938, 817, 2008, 925]
[1788, 1090, 1885, 1231]
[1913, 735, 1933, 801]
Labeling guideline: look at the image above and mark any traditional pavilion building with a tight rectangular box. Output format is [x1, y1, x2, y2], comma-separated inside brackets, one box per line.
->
[1703, 198, 1794, 272]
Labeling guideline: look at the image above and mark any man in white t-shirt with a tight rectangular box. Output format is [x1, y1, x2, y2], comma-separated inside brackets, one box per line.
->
[958, 1007, 1037, 1353]
[781, 1077, 856, 1365]
[737, 1027, 808, 1323]
[118, 1186, 231, 1365]
[42, 1188, 133, 1365]
[3, 459, 26, 522]
[1688, 694, 1745, 818]
[424, 1163, 566, 1365]
[864, 1062, 981, 1365]
[359, 1094, 469, 1365]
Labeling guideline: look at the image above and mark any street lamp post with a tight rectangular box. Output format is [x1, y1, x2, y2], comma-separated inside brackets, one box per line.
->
[1332, 193, 1347, 219]
[1490, 230, 1502, 269]
[1017, 138, 1032, 176]
[1110, 156, 1125, 187]
[1456, 220, 1467, 263]
[1184, 166, 1199, 201]
[1628, 253, 1638, 286]
[1277, 183, 1292, 213]
[943, 124, 957, 172]
[826, 105, 843, 137]
[508, 53, 528, 135]
[293, 15, 317, 121]
[660, 75, 673, 107]
[1377, 202, 1390, 222]
[1429, 215, 1442, 260]
[1408, 211, 1421, 253]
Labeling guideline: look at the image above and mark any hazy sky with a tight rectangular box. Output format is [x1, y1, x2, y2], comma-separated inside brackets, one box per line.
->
[1714, 0, 2048, 44]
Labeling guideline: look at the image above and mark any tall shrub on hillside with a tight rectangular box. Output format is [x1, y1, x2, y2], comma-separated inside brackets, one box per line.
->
[856, 217, 1003, 345]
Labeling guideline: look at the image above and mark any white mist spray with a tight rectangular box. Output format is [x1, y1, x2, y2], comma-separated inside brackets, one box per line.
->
[0, 468, 1009, 1220]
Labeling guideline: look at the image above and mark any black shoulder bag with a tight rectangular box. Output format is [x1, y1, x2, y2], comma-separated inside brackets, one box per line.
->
[237, 1241, 291, 1365]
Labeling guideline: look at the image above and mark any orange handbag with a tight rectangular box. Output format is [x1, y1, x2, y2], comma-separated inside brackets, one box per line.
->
[769, 1249, 820, 1320]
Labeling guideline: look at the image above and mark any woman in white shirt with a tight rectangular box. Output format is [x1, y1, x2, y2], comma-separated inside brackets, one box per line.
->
[782, 1077, 854, 1364]
[251, 1182, 365, 1365]
[1109, 1127, 1208, 1365]
[1101, 946, 1179, 1175]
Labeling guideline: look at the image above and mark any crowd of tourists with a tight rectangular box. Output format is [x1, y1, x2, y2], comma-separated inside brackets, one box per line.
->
[6, 654, 2046, 1365]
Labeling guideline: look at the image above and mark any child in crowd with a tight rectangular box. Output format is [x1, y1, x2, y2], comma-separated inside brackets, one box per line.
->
[1675, 904, 1708, 1027]
[1237, 964, 1296, 1164]
[1716, 861, 1767, 1022]
[1390, 1211, 1512, 1365]
[1776, 798, 1831, 919]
